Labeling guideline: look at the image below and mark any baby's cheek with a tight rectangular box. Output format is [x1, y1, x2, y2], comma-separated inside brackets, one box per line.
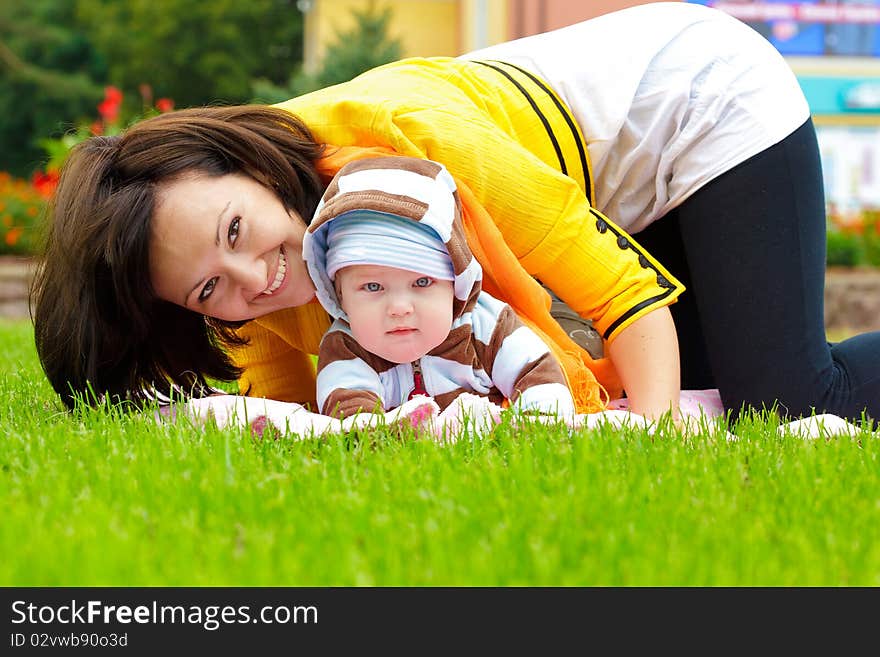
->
[350, 319, 384, 353]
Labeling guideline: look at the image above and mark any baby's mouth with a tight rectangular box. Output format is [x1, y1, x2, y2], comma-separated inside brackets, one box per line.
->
[387, 327, 417, 335]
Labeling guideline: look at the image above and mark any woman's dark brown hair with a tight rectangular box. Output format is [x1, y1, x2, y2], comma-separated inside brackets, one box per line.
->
[30, 105, 325, 409]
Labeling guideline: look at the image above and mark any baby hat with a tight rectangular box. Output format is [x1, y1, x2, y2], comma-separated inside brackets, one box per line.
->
[324, 211, 454, 282]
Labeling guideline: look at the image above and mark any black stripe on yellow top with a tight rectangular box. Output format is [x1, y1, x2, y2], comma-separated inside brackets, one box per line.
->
[589, 208, 678, 339]
[488, 60, 593, 207]
[470, 59, 593, 206]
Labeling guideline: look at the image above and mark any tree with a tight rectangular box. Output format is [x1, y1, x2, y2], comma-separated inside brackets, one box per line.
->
[0, 1, 105, 175]
[75, 0, 305, 109]
[251, 2, 403, 103]
[313, 2, 403, 89]
[0, 0, 306, 176]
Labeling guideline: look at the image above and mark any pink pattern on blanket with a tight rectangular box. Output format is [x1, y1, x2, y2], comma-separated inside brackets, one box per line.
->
[607, 389, 725, 418]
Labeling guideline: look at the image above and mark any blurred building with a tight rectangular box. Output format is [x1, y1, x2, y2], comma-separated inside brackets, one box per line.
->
[299, 0, 880, 218]
[297, 0, 650, 70]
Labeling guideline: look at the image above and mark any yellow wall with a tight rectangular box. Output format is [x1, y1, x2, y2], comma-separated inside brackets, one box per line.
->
[302, 1, 461, 73]
[458, 0, 508, 53]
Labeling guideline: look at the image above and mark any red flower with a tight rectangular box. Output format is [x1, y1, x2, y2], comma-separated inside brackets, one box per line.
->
[104, 86, 123, 105]
[32, 170, 60, 199]
[5, 226, 23, 246]
[98, 86, 123, 123]
[155, 98, 174, 113]
[90, 120, 104, 136]
[97, 100, 119, 123]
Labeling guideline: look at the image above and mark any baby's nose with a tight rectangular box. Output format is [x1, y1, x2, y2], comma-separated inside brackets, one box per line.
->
[388, 295, 414, 316]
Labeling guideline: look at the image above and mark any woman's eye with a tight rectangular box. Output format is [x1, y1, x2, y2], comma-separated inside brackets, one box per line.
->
[228, 217, 241, 245]
[198, 277, 218, 302]
[414, 277, 432, 288]
[363, 282, 381, 292]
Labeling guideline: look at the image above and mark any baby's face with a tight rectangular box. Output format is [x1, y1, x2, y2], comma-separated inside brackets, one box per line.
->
[335, 264, 454, 364]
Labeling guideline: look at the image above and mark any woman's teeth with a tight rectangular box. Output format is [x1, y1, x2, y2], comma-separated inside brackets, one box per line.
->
[263, 249, 287, 295]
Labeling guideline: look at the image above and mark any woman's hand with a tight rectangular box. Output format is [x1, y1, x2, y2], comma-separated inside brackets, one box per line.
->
[607, 306, 682, 423]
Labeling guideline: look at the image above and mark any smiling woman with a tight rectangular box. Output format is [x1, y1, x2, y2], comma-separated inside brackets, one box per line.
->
[30, 106, 325, 408]
[149, 172, 315, 320]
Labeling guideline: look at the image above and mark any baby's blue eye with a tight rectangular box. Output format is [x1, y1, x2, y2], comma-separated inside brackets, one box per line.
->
[364, 282, 381, 292]
[414, 277, 432, 288]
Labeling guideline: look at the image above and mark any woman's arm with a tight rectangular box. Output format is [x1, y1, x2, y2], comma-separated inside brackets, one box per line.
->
[231, 303, 331, 408]
[606, 306, 681, 422]
[232, 321, 319, 407]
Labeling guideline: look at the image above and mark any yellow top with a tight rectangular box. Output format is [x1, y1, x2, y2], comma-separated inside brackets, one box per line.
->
[233, 57, 684, 411]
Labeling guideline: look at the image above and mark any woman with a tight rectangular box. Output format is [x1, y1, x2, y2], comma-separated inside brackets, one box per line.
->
[31, 2, 880, 424]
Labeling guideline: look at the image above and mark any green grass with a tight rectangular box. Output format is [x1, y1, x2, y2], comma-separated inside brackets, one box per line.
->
[2, 318, 879, 586]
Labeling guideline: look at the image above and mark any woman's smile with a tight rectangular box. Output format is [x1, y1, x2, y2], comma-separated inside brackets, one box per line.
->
[261, 246, 288, 296]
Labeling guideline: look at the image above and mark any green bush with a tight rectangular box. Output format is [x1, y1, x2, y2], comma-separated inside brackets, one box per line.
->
[826, 210, 880, 268]
[826, 228, 864, 267]
[861, 211, 880, 267]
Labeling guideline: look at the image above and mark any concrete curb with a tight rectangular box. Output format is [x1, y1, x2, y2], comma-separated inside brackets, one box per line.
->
[0, 256, 34, 321]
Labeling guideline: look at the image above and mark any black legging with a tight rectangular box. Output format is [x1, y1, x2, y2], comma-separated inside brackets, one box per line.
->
[634, 118, 880, 425]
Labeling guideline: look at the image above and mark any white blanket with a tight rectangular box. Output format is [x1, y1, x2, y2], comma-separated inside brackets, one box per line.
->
[157, 389, 871, 442]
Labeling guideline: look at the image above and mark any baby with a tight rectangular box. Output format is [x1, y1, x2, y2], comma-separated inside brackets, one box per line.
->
[302, 156, 575, 419]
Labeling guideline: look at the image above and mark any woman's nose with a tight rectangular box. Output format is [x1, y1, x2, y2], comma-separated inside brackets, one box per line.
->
[227, 255, 267, 297]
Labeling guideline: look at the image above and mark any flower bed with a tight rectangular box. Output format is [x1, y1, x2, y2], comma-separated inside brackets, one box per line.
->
[0, 172, 52, 256]
[0, 86, 175, 257]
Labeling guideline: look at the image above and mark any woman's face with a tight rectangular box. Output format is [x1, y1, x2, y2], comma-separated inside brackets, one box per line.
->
[150, 172, 316, 321]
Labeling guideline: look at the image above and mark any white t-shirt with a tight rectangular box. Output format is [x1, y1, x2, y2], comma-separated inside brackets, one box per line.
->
[460, 2, 810, 233]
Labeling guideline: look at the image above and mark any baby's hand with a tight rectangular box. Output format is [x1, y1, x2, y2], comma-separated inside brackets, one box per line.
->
[372, 395, 441, 441]
[405, 399, 437, 428]
[435, 393, 503, 442]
